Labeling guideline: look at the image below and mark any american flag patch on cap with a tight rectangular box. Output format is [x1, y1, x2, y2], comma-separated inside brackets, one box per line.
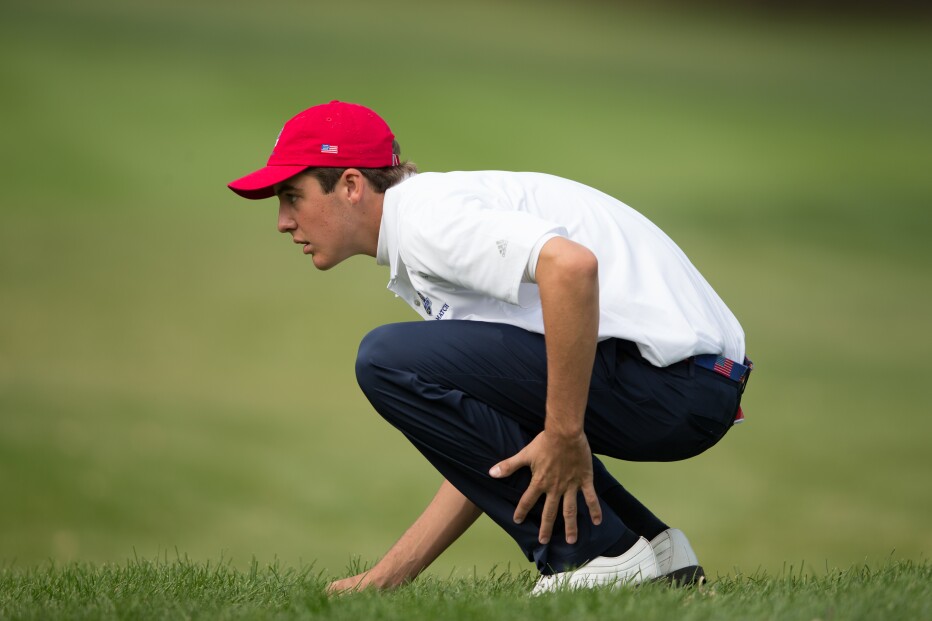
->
[321, 144, 338, 154]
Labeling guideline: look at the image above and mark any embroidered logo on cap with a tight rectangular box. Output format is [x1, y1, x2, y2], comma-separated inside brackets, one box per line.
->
[321, 144, 338, 154]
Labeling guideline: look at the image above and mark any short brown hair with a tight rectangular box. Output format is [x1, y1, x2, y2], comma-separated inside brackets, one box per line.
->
[303, 139, 418, 194]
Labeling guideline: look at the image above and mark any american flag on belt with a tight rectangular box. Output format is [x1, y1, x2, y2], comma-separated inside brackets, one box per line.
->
[321, 144, 338, 154]
[713, 355, 734, 377]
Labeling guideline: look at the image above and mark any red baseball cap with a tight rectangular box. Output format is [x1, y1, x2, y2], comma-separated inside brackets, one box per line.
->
[228, 101, 398, 200]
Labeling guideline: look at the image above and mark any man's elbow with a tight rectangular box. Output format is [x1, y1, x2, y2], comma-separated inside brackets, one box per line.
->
[568, 246, 599, 283]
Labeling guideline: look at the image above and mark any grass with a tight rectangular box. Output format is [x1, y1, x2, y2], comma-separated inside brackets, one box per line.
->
[1, 558, 929, 620]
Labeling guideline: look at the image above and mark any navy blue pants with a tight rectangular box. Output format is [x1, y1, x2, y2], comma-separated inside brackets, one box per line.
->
[355, 321, 741, 573]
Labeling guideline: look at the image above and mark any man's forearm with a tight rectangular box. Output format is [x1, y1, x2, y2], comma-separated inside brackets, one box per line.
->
[367, 479, 482, 588]
[536, 237, 600, 437]
[488, 236, 602, 545]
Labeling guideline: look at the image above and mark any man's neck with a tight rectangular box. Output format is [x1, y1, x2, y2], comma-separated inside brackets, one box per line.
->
[357, 191, 385, 259]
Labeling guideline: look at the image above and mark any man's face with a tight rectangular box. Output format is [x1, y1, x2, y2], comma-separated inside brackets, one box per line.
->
[274, 173, 354, 270]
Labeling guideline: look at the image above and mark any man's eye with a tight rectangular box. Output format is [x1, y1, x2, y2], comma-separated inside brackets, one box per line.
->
[287, 194, 299, 205]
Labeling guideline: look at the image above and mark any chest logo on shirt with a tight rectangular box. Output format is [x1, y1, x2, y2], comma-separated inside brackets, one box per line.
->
[416, 291, 433, 316]
[496, 239, 508, 257]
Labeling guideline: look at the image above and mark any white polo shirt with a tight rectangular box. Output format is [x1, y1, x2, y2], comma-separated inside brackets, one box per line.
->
[376, 171, 745, 368]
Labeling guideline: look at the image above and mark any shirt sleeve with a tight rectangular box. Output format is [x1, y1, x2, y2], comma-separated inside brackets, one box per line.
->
[523, 232, 562, 283]
[397, 190, 567, 305]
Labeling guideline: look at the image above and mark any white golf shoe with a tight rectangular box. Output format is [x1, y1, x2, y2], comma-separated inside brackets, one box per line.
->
[530, 536, 659, 595]
[649, 528, 705, 585]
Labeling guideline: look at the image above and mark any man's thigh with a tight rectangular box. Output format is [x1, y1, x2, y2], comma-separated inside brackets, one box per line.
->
[357, 321, 737, 462]
[356, 320, 552, 432]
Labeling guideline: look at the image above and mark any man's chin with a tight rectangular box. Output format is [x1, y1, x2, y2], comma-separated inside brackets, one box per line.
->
[311, 254, 338, 271]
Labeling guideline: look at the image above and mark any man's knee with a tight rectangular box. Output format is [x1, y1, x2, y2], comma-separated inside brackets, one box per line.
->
[355, 323, 407, 397]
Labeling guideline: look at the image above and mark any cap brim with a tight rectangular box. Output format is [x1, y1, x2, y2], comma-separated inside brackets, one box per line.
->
[227, 165, 309, 200]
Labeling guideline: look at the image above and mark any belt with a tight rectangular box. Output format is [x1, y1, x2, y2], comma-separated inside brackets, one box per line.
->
[693, 354, 753, 387]
[692, 354, 754, 424]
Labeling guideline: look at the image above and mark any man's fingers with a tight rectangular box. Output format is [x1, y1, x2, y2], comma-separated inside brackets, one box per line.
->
[538, 494, 560, 544]
[562, 489, 578, 544]
[512, 485, 541, 525]
[326, 573, 368, 596]
[488, 450, 528, 479]
[582, 483, 602, 526]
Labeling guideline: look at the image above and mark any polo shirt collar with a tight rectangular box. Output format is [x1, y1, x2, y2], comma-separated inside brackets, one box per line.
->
[376, 174, 417, 278]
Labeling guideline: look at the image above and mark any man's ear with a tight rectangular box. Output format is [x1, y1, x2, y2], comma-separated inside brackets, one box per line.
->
[341, 168, 365, 204]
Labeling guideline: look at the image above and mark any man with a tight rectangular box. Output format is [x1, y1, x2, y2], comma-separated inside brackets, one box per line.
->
[228, 101, 751, 594]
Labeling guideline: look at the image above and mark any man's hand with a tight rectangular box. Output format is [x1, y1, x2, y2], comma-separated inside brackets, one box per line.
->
[489, 429, 602, 545]
[327, 571, 379, 595]
[325, 480, 482, 597]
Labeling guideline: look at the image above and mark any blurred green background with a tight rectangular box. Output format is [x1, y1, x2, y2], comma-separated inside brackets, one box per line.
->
[2, 0, 930, 580]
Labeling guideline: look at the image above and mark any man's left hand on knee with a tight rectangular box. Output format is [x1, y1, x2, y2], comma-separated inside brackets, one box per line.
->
[489, 429, 602, 545]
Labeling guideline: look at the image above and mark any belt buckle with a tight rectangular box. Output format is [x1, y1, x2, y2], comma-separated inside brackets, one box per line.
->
[738, 361, 753, 394]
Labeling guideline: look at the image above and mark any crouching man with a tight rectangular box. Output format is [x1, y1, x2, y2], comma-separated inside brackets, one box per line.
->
[227, 101, 751, 594]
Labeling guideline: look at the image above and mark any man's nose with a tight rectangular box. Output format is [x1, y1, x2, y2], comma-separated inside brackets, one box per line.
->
[277, 205, 295, 233]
